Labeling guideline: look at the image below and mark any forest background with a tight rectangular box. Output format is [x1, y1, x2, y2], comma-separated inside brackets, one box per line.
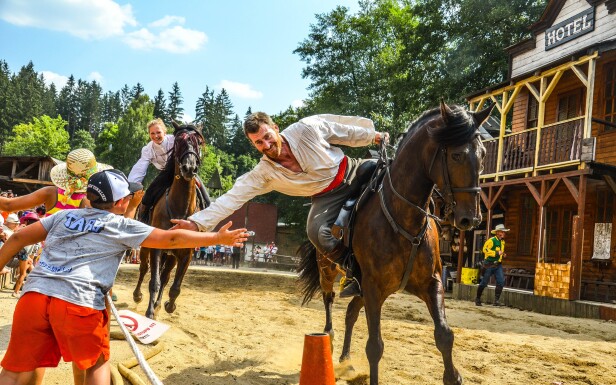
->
[0, 0, 547, 237]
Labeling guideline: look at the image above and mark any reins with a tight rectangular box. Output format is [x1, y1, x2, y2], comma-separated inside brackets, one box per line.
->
[376, 133, 479, 292]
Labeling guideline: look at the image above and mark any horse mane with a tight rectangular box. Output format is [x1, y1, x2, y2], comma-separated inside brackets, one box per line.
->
[396, 104, 476, 155]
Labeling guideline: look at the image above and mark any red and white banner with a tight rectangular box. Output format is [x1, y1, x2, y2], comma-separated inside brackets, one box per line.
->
[117, 310, 170, 344]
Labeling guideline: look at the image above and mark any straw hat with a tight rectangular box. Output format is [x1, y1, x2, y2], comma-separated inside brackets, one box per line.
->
[491, 224, 510, 234]
[50, 149, 112, 195]
[6, 213, 20, 224]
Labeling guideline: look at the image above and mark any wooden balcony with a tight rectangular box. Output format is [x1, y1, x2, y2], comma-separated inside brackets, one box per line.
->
[481, 117, 584, 179]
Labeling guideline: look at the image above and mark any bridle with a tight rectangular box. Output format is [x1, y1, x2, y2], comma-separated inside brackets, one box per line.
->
[376, 131, 481, 291]
[428, 136, 482, 220]
[173, 128, 204, 179]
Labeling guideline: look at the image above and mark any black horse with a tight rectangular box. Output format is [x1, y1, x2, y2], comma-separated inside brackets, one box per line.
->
[133, 123, 205, 319]
[299, 101, 494, 384]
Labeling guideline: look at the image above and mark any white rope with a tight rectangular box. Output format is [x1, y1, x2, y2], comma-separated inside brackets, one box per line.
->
[106, 293, 164, 385]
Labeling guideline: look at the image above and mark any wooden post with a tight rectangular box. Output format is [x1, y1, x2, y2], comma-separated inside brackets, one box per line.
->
[457, 230, 466, 283]
[494, 91, 508, 181]
[570, 175, 586, 300]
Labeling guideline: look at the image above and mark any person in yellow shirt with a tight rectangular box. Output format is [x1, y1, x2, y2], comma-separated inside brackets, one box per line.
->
[475, 224, 509, 306]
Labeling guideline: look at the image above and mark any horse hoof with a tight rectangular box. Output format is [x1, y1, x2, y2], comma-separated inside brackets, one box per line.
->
[444, 370, 463, 385]
[133, 293, 143, 303]
[164, 301, 176, 313]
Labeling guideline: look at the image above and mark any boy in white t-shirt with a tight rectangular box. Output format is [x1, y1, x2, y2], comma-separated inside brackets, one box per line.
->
[0, 169, 248, 385]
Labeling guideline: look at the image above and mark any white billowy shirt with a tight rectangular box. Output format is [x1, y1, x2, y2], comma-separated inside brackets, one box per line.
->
[127, 134, 175, 183]
[188, 114, 376, 231]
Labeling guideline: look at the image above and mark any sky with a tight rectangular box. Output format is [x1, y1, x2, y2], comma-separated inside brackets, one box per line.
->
[0, 0, 361, 122]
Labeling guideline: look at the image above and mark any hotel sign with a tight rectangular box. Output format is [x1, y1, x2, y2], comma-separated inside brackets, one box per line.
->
[545, 7, 595, 50]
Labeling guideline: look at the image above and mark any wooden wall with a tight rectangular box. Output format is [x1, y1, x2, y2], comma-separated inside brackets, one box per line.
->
[593, 50, 616, 164]
[511, 0, 615, 78]
[499, 178, 616, 284]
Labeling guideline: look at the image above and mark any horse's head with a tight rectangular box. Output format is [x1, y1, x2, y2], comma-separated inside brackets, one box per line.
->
[427, 101, 494, 230]
[171, 121, 204, 181]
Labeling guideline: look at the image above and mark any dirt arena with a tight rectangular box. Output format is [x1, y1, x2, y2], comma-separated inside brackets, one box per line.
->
[2, 265, 616, 385]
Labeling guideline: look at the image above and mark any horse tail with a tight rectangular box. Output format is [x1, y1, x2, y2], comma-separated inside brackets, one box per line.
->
[296, 240, 320, 306]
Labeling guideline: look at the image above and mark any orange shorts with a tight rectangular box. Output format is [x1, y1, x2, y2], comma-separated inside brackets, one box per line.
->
[1, 292, 110, 372]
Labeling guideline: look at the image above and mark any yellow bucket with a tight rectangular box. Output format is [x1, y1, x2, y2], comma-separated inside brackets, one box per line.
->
[460, 267, 480, 284]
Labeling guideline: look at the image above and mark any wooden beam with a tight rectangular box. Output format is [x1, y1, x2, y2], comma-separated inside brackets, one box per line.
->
[525, 181, 542, 205]
[481, 169, 590, 188]
[570, 64, 588, 87]
[570, 175, 587, 300]
[543, 177, 562, 204]
[490, 185, 505, 208]
[541, 70, 564, 102]
[604, 175, 616, 196]
[11, 178, 54, 186]
[562, 176, 580, 205]
[480, 189, 489, 208]
[13, 161, 38, 178]
[474, 97, 487, 112]
[503, 84, 523, 114]
[525, 82, 540, 101]
[490, 95, 503, 114]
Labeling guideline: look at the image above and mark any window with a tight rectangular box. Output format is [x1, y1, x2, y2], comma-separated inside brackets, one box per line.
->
[526, 96, 539, 129]
[518, 195, 536, 255]
[557, 90, 581, 121]
[544, 206, 575, 263]
[605, 62, 616, 130]
[596, 189, 614, 223]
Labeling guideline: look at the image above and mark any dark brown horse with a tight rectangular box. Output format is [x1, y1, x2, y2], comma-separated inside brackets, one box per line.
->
[298, 102, 494, 385]
[132, 122, 204, 319]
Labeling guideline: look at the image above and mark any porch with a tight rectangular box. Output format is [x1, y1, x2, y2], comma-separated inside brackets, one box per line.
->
[453, 283, 616, 321]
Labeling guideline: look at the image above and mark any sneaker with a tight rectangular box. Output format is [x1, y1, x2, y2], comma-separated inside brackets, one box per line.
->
[340, 279, 361, 298]
[11, 292, 21, 298]
[474, 298, 482, 306]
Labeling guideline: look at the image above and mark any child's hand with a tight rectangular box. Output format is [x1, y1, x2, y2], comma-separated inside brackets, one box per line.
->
[216, 221, 249, 247]
[128, 190, 145, 210]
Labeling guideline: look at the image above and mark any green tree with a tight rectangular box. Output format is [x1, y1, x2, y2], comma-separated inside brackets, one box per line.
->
[3, 115, 70, 158]
[153, 89, 167, 122]
[70, 129, 96, 151]
[110, 95, 153, 173]
[0, 60, 12, 151]
[57, 75, 78, 137]
[93, 122, 119, 165]
[167, 82, 184, 122]
[100, 91, 122, 128]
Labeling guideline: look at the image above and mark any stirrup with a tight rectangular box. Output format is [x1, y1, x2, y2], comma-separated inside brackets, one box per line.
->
[340, 277, 362, 298]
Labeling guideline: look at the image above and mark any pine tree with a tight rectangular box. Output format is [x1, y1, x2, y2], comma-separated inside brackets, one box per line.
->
[167, 82, 184, 122]
[57, 75, 78, 139]
[153, 89, 167, 122]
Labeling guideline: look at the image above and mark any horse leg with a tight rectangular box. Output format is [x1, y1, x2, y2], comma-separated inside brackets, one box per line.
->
[165, 250, 191, 314]
[339, 296, 364, 362]
[154, 254, 176, 310]
[145, 249, 162, 319]
[318, 254, 339, 352]
[422, 278, 462, 385]
[363, 286, 385, 385]
[133, 248, 150, 303]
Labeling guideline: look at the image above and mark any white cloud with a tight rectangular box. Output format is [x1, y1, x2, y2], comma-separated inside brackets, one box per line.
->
[88, 71, 104, 84]
[149, 15, 185, 28]
[41, 71, 69, 89]
[291, 99, 305, 108]
[124, 26, 207, 53]
[0, 0, 137, 39]
[217, 80, 263, 100]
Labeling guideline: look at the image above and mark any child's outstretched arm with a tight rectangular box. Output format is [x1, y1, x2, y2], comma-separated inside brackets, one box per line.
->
[141, 221, 248, 250]
[0, 222, 48, 270]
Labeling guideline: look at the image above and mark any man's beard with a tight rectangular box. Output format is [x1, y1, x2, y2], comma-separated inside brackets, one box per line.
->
[264, 135, 283, 160]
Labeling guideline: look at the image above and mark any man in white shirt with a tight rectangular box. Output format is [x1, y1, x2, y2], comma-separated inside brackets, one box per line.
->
[128, 118, 210, 223]
[172, 112, 387, 297]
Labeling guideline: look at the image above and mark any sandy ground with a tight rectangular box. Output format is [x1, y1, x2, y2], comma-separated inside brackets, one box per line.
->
[2, 264, 616, 385]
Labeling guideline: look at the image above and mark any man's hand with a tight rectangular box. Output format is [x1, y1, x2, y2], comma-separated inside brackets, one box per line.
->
[170, 219, 199, 231]
[216, 221, 249, 247]
[374, 132, 390, 145]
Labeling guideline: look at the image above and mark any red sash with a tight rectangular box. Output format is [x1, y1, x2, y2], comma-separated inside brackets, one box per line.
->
[313, 157, 348, 197]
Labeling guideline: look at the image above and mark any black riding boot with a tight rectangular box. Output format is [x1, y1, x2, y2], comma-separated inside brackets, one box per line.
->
[139, 204, 151, 224]
[195, 175, 211, 209]
[340, 254, 362, 298]
[475, 285, 485, 306]
[493, 285, 505, 306]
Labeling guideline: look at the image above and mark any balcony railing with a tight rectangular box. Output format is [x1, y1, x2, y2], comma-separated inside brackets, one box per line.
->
[481, 117, 584, 177]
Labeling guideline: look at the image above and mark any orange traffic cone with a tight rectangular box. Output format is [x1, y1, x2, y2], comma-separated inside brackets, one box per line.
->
[299, 333, 336, 385]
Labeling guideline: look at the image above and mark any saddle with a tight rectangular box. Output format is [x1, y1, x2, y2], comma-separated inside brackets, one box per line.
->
[331, 158, 387, 248]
